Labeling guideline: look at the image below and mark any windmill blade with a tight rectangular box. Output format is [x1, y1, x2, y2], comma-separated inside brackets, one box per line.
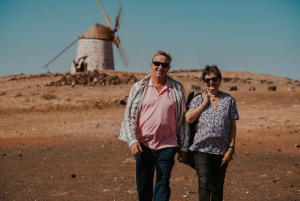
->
[95, 0, 112, 29]
[114, 4, 122, 32]
[118, 44, 129, 68]
[114, 35, 129, 67]
[114, 35, 121, 47]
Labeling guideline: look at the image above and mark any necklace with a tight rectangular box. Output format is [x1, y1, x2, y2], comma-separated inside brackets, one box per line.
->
[210, 91, 220, 101]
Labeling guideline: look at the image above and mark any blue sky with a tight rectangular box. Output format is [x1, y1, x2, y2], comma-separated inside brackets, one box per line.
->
[0, 0, 299, 80]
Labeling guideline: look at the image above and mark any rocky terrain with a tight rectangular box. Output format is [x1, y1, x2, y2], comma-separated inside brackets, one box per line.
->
[0, 70, 299, 201]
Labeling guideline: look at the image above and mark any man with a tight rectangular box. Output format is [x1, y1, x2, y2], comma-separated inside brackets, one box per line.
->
[119, 50, 189, 201]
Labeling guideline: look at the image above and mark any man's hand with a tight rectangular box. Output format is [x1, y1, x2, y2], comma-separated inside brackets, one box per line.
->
[130, 142, 143, 156]
[177, 151, 188, 163]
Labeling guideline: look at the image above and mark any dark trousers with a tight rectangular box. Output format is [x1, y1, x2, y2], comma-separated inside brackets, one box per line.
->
[135, 144, 178, 201]
[193, 152, 228, 201]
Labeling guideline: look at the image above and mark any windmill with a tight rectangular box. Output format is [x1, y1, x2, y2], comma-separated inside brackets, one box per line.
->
[71, 0, 128, 73]
[42, 1, 128, 73]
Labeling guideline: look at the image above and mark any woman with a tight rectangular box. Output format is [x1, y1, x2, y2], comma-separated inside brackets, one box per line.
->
[185, 65, 239, 201]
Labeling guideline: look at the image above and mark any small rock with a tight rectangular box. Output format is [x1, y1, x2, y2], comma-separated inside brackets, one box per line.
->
[268, 86, 276, 91]
[228, 86, 238, 91]
[119, 99, 126, 105]
[122, 158, 135, 163]
[248, 86, 256, 91]
[70, 174, 76, 178]
[126, 189, 137, 194]
[191, 84, 201, 90]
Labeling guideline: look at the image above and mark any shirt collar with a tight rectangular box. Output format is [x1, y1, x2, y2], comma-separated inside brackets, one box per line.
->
[148, 77, 172, 88]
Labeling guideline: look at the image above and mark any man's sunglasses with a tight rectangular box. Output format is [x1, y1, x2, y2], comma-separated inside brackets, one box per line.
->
[152, 61, 170, 68]
[204, 77, 219, 83]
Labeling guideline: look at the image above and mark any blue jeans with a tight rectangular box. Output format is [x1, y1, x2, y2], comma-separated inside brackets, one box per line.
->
[193, 152, 228, 201]
[135, 144, 178, 201]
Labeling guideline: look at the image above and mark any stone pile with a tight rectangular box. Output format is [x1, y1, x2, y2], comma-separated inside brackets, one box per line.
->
[171, 74, 299, 85]
[46, 71, 138, 87]
[9, 72, 61, 81]
[222, 77, 299, 85]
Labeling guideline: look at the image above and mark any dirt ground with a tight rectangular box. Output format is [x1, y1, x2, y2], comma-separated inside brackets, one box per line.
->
[0, 70, 299, 201]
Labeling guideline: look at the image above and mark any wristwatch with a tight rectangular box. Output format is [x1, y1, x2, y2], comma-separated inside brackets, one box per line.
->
[229, 146, 235, 150]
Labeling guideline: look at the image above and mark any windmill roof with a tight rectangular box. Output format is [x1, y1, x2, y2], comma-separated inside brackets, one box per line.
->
[80, 23, 113, 40]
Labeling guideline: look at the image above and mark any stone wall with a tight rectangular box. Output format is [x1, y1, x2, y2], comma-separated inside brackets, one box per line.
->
[75, 39, 114, 71]
[46, 70, 138, 87]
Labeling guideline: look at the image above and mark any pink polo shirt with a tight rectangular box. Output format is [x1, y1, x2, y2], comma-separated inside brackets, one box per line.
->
[135, 78, 178, 150]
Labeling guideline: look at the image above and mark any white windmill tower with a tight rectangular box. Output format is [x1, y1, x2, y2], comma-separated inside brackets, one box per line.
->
[71, 0, 128, 73]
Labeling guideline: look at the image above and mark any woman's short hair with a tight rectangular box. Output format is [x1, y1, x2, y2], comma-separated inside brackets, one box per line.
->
[202, 65, 222, 81]
[152, 50, 172, 64]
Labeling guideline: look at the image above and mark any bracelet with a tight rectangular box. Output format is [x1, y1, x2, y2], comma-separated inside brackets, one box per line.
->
[229, 146, 235, 150]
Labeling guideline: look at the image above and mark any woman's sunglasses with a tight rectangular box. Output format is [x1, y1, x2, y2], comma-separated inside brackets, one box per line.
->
[152, 61, 170, 68]
[204, 77, 219, 83]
